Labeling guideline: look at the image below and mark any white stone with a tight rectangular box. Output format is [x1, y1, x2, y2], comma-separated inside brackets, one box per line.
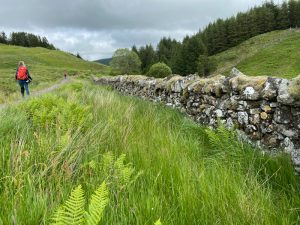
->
[238, 112, 249, 125]
[215, 109, 224, 118]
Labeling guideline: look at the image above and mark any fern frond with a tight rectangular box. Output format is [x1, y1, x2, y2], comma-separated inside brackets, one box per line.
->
[120, 166, 135, 185]
[102, 151, 114, 174]
[86, 182, 109, 225]
[62, 185, 85, 225]
[114, 154, 126, 170]
[154, 219, 162, 225]
[50, 206, 65, 225]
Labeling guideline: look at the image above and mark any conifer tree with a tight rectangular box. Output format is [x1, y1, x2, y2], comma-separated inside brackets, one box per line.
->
[138, 44, 158, 74]
[0, 31, 7, 44]
[277, 2, 290, 29]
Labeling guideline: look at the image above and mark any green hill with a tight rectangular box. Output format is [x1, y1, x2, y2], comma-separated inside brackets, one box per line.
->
[0, 44, 109, 103]
[94, 57, 112, 66]
[211, 29, 300, 79]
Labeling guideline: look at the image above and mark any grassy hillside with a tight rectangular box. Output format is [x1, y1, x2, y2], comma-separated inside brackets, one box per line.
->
[212, 29, 300, 79]
[0, 44, 109, 103]
[94, 57, 112, 66]
[0, 80, 299, 224]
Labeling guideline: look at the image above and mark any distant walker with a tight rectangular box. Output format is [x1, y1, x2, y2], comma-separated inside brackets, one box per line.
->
[64, 71, 68, 79]
[16, 61, 32, 97]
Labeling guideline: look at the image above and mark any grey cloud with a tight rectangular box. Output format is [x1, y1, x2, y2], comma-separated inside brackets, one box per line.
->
[0, 0, 279, 30]
[0, 0, 284, 60]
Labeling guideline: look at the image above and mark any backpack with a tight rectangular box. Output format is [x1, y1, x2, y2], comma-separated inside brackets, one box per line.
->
[17, 66, 28, 80]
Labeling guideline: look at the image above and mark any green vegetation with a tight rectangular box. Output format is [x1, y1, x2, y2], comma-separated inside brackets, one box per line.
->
[110, 48, 141, 75]
[51, 182, 109, 225]
[0, 44, 109, 103]
[212, 29, 300, 79]
[0, 31, 56, 49]
[134, 1, 300, 76]
[197, 54, 217, 76]
[147, 62, 172, 78]
[0, 81, 300, 224]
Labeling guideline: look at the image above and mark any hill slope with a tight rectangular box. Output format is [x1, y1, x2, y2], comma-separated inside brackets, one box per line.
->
[0, 44, 109, 103]
[211, 29, 300, 79]
[94, 57, 112, 66]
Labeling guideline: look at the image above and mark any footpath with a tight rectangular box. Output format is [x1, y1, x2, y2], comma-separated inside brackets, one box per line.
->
[0, 78, 70, 111]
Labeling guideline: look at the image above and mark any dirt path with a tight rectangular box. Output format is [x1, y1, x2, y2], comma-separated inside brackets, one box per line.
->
[0, 78, 71, 111]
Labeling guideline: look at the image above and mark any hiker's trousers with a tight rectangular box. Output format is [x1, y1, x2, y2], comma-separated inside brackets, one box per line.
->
[18, 80, 30, 96]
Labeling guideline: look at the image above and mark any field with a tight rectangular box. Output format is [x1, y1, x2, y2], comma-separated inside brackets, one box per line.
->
[211, 29, 300, 79]
[0, 81, 300, 224]
[0, 44, 109, 103]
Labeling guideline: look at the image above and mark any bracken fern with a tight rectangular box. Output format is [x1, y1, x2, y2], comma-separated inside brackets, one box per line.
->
[51, 182, 109, 225]
[85, 182, 109, 225]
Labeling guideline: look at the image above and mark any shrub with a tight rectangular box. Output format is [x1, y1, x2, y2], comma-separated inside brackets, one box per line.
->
[147, 62, 172, 78]
[110, 48, 141, 75]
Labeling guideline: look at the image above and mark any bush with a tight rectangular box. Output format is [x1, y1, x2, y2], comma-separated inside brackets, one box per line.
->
[147, 62, 172, 78]
[110, 48, 141, 75]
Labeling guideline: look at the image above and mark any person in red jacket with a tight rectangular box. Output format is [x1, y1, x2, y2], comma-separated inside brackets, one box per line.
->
[15, 61, 32, 97]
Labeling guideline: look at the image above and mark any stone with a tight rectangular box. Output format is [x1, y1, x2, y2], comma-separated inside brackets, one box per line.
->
[238, 112, 249, 125]
[237, 101, 247, 111]
[262, 77, 281, 100]
[274, 106, 292, 124]
[250, 108, 260, 115]
[268, 137, 278, 147]
[278, 126, 297, 137]
[261, 124, 273, 134]
[230, 67, 245, 77]
[261, 105, 272, 113]
[246, 125, 257, 133]
[205, 106, 215, 116]
[215, 109, 224, 118]
[270, 102, 278, 108]
[277, 79, 299, 106]
[283, 137, 295, 153]
[291, 108, 300, 116]
[226, 117, 234, 129]
[250, 114, 260, 125]
[243, 86, 260, 100]
[260, 112, 268, 120]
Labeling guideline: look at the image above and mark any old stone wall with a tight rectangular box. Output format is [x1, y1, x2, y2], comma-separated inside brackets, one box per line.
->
[93, 68, 300, 171]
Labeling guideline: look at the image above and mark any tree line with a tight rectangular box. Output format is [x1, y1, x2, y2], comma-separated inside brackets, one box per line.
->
[131, 0, 300, 76]
[0, 31, 56, 50]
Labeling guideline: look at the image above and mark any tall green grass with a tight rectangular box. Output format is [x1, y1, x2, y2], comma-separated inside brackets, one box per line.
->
[0, 81, 299, 224]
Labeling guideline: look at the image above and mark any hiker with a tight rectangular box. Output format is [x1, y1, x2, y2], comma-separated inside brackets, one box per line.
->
[16, 61, 32, 97]
[64, 71, 67, 79]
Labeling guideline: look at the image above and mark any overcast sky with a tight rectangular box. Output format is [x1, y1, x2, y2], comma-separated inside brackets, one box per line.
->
[0, 0, 284, 60]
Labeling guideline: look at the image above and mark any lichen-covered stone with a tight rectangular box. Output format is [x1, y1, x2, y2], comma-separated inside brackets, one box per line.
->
[274, 106, 292, 124]
[238, 112, 249, 125]
[288, 75, 300, 101]
[262, 77, 281, 100]
[229, 74, 267, 93]
[260, 112, 268, 120]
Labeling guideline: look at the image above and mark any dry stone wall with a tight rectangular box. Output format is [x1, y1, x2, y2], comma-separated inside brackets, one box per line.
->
[94, 68, 300, 171]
